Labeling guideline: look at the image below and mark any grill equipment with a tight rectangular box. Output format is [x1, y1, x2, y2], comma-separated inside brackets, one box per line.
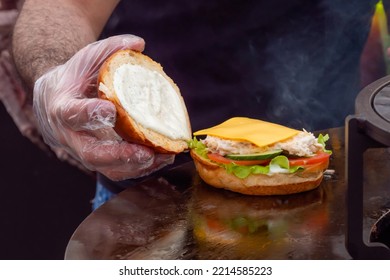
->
[346, 75, 390, 259]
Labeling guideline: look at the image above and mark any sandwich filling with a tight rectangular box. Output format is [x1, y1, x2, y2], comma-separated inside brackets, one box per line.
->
[110, 63, 191, 140]
[189, 117, 331, 178]
[203, 131, 323, 157]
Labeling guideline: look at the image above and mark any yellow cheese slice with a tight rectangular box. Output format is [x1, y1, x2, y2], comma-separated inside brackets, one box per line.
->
[193, 117, 300, 147]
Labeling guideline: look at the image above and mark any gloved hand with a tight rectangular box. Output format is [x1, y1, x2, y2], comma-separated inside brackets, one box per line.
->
[33, 35, 174, 181]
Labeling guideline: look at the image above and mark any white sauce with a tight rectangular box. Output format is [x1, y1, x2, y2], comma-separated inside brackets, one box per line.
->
[113, 64, 190, 140]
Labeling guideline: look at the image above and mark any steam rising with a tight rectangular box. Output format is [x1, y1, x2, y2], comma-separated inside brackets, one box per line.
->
[103, 0, 376, 131]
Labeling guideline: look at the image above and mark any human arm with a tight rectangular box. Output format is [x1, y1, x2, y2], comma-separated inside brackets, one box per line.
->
[12, 0, 119, 91]
[11, 0, 175, 180]
[0, 1, 92, 173]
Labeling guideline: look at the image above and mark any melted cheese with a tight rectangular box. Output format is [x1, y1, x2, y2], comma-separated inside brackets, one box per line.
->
[193, 117, 300, 148]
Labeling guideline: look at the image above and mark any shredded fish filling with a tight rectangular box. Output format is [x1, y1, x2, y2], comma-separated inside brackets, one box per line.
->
[202, 131, 323, 157]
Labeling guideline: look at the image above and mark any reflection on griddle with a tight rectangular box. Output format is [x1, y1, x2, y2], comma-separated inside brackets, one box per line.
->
[189, 182, 329, 260]
[66, 175, 191, 260]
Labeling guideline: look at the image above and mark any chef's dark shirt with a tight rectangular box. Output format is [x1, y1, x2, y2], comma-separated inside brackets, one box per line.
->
[102, 0, 378, 131]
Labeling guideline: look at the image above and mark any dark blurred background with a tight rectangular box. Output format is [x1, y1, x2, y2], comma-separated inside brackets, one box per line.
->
[1, 0, 389, 261]
[0, 102, 95, 259]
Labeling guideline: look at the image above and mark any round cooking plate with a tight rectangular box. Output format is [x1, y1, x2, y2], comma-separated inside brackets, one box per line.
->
[370, 209, 390, 248]
[355, 75, 390, 146]
[373, 82, 390, 122]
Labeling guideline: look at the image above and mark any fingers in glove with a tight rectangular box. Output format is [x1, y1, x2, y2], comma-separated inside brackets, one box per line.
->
[76, 135, 174, 180]
[58, 98, 116, 131]
[60, 128, 175, 181]
[99, 154, 175, 181]
[80, 140, 154, 168]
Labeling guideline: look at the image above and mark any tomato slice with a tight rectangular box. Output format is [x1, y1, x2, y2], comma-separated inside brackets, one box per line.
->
[207, 153, 270, 166]
[288, 151, 330, 167]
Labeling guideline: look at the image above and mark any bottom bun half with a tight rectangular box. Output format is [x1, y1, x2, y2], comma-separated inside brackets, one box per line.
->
[190, 150, 328, 195]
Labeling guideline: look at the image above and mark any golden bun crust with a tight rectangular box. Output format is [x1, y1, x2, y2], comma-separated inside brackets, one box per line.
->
[190, 150, 329, 195]
[98, 49, 191, 154]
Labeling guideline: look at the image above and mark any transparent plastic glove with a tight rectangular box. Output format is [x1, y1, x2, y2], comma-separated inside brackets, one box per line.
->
[33, 35, 175, 181]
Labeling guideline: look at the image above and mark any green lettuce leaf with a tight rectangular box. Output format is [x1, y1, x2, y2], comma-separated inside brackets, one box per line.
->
[269, 156, 302, 173]
[188, 137, 208, 158]
[223, 155, 302, 179]
[225, 163, 270, 179]
[317, 133, 332, 154]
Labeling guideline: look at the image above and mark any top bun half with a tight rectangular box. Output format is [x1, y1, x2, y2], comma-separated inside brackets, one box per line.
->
[98, 49, 192, 153]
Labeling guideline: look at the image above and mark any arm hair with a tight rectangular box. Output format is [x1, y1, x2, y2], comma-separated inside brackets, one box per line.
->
[12, 0, 119, 91]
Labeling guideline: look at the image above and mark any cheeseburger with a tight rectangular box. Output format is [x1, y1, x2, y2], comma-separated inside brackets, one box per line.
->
[189, 117, 331, 195]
